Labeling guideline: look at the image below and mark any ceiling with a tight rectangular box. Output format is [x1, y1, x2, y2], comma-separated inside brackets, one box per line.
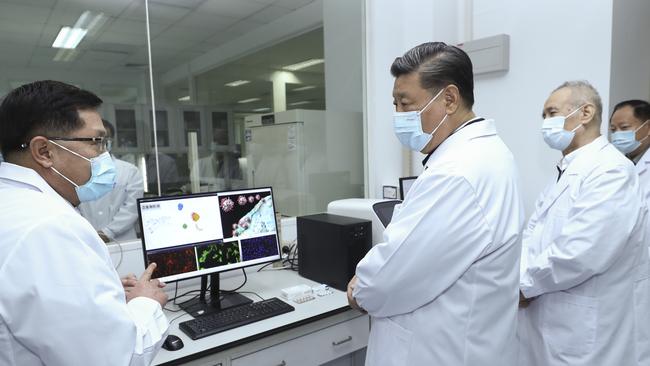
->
[0, 0, 319, 73]
[0, 0, 324, 112]
[169, 28, 325, 113]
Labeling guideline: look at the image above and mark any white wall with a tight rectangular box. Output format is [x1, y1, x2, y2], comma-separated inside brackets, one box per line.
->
[471, 0, 614, 214]
[323, 0, 363, 113]
[364, 0, 438, 198]
[609, 0, 650, 110]
[365, 0, 620, 215]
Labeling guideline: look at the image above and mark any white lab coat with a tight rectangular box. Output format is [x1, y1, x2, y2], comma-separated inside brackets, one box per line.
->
[518, 136, 648, 366]
[0, 163, 168, 366]
[353, 119, 525, 366]
[635, 148, 650, 366]
[79, 157, 143, 241]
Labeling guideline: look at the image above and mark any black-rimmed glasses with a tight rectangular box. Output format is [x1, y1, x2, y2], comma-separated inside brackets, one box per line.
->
[50, 137, 112, 152]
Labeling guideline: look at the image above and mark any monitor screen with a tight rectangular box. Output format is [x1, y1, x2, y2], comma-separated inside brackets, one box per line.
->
[399, 176, 418, 200]
[137, 187, 281, 282]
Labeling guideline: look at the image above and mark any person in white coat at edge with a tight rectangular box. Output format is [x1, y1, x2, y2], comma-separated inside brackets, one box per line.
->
[0, 80, 169, 366]
[346, 42, 525, 366]
[609, 99, 650, 366]
[518, 81, 648, 366]
[79, 119, 144, 243]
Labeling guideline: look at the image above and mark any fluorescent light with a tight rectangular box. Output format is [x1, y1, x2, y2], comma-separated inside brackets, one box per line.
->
[178, 95, 190, 102]
[282, 58, 324, 71]
[52, 26, 87, 49]
[237, 98, 261, 104]
[292, 85, 316, 92]
[51, 11, 105, 50]
[53, 48, 79, 62]
[225, 80, 250, 87]
[289, 101, 311, 106]
[252, 107, 271, 112]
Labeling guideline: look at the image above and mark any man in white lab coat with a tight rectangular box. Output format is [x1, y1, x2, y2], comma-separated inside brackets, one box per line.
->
[79, 119, 144, 242]
[347, 42, 525, 365]
[609, 99, 650, 366]
[0, 80, 169, 366]
[518, 81, 648, 366]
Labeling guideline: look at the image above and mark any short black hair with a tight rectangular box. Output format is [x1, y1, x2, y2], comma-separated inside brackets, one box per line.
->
[390, 42, 475, 108]
[0, 80, 103, 157]
[611, 99, 650, 122]
[102, 119, 115, 138]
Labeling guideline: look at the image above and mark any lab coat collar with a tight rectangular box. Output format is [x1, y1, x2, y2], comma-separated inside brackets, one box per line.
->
[636, 148, 650, 175]
[0, 162, 74, 209]
[537, 136, 609, 216]
[423, 118, 495, 170]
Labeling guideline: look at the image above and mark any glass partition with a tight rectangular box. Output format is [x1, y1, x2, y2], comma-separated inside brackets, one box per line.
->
[0, 0, 365, 242]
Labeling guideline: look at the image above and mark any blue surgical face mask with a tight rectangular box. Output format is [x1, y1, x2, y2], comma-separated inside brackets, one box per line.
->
[541, 105, 586, 151]
[611, 120, 649, 154]
[49, 140, 116, 202]
[393, 88, 448, 152]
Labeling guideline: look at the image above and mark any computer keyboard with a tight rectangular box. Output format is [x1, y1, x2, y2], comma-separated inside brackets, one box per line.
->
[179, 297, 295, 340]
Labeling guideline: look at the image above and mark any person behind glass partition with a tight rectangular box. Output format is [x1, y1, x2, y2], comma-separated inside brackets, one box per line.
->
[197, 127, 243, 190]
[146, 151, 181, 194]
[79, 119, 144, 243]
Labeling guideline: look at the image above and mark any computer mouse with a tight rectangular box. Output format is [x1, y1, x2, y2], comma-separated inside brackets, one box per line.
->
[162, 334, 184, 351]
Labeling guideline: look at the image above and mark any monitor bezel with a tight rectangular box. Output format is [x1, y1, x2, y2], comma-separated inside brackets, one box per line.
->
[136, 186, 281, 283]
[398, 176, 418, 200]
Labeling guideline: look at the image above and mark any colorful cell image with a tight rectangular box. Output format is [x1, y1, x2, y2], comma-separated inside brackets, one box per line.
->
[237, 195, 248, 206]
[196, 241, 241, 270]
[220, 197, 234, 212]
[240, 235, 280, 261]
[218, 191, 274, 240]
[147, 246, 197, 279]
[191, 212, 200, 222]
[178, 203, 183, 211]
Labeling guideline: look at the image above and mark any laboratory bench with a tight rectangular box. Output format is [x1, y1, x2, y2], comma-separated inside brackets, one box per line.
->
[153, 269, 369, 366]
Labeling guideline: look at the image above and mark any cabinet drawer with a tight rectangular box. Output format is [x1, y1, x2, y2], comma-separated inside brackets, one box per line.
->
[232, 315, 369, 366]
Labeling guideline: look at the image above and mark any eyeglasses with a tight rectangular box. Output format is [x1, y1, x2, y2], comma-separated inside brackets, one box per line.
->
[50, 137, 112, 152]
[20, 136, 113, 152]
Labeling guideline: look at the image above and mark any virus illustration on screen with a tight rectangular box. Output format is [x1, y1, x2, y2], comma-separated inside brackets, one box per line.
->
[255, 194, 261, 201]
[248, 195, 255, 203]
[237, 195, 248, 206]
[220, 197, 235, 212]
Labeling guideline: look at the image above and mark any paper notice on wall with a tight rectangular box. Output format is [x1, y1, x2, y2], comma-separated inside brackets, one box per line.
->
[245, 129, 252, 142]
[287, 125, 296, 151]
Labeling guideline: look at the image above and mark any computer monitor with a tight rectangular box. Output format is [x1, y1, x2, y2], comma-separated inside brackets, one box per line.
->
[399, 176, 418, 200]
[137, 187, 281, 316]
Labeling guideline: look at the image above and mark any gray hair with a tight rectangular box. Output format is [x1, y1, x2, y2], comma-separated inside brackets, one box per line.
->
[553, 80, 603, 123]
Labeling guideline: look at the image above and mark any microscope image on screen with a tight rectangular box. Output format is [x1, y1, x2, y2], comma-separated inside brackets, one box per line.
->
[240, 235, 280, 261]
[219, 192, 276, 239]
[147, 246, 198, 278]
[196, 241, 241, 270]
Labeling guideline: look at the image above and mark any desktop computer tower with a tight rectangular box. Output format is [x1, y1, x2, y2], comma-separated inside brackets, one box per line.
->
[297, 213, 371, 291]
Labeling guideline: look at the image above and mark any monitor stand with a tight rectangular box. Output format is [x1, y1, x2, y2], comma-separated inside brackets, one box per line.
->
[178, 272, 252, 318]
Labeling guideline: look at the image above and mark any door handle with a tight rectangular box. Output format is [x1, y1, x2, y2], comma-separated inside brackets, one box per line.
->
[332, 336, 352, 346]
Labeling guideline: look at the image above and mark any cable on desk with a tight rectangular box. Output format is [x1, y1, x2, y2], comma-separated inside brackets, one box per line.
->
[168, 311, 191, 325]
[237, 291, 265, 302]
[220, 268, 247, 293]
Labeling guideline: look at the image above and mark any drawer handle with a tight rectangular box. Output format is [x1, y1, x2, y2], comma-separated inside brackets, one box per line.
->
[275, 361, 286, 366]
[332, 336, 353, 346]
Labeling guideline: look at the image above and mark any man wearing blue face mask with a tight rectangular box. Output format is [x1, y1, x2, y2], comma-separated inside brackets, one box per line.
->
[79, 119, 144, 243]
[346, 42, 525, 366]
[518, 82, 648, 366]
[610, 99, 650, 366]
[0, 80, 169, 366]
